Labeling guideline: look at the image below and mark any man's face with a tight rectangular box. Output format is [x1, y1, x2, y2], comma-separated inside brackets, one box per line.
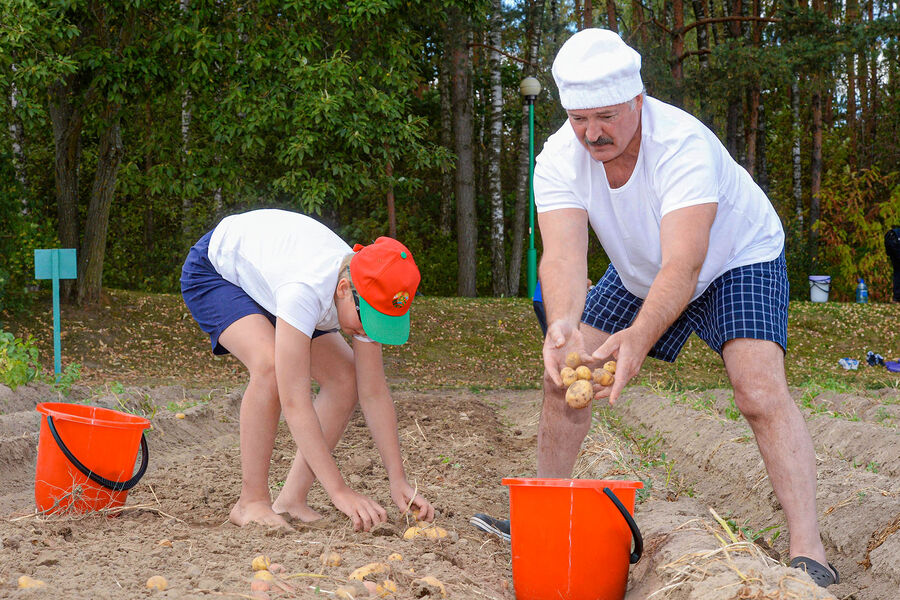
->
[567, 95, 643, 163]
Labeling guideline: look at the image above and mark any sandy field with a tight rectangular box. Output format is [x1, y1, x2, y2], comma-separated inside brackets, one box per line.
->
[1, 381, 899, 599]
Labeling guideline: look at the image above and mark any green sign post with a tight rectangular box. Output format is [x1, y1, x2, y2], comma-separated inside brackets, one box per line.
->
[34, 249, 77, 376]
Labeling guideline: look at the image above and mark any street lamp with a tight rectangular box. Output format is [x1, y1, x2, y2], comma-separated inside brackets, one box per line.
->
[520, 76, 541, 299]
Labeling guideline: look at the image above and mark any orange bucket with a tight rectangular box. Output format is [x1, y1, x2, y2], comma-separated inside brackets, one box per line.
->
[34, 402, 150, 514]
[502, 478, 643, 600]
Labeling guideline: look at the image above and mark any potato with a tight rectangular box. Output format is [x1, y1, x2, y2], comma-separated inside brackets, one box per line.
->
[412, 576, 447, 598]
[253, 570, 275, 582]
[145, 575, 168, 591]
[250, 579, 271, 592]
[403, 524, 448, 539]
[251, 555, 270, 571]
[18, 576, 46, 589]
[575, 365, 592, 381]
[321, 551, 342, 567]
[592, 368, 615, 387]
[388, 552, 403, 561]
[376, 579, 398, 596]
[565, 351, 581, 368]
[349, 562, 391, 581]
[603, 360, 617, 374]
[560, 367, 578, 387]
[565, 379, 593, 409]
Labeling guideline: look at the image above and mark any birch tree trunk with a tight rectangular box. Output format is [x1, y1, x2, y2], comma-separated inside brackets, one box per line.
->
[488, 0, 507, 296]
[8, 67, 27, 200]
[507, 0, 545, 297]
[791, 77, 803, 229]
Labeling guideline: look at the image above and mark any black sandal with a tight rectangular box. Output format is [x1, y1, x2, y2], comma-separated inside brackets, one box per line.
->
[790, 556, 840, 587]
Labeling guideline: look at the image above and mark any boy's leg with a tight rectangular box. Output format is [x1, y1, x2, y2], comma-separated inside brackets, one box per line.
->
[273, 332, 359, 520]
[216, 314, 290, 529]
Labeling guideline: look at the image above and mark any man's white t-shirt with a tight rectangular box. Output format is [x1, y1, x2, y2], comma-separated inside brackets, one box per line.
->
[534, 96, 784, 300]
[207, 209, 372, 342]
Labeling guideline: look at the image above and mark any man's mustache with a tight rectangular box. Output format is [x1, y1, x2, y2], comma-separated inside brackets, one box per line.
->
[586, 136, 613, 146]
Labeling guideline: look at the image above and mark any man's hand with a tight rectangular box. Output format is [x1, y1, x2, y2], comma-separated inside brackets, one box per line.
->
[543, 320, 592, 387]
[591, 327, 651, 405]
[391, 481, 434, 523]
[330, 486, 388, 532]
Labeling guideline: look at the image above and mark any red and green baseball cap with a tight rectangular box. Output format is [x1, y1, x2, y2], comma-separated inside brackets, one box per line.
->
[350, 237, 420, 345]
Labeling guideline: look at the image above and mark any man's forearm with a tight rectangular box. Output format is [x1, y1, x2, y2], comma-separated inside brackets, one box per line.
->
[630, 262, 699, 352]
[540, 255, 588, 327]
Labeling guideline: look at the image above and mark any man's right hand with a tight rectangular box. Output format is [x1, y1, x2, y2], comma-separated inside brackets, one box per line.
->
[330, 486, 388, 532]
[543, 320, 591, 387]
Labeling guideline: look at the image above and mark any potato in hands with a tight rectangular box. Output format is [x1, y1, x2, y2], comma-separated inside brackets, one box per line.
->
[562, 354, 617, 409]
[565, 379, 593, 409]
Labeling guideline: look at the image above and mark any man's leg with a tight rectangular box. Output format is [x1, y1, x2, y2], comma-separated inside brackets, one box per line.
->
[722, 338, 833, 576]
[537, 324, 610, 477]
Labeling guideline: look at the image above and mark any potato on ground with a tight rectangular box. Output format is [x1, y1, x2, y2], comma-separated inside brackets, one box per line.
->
[565, 379, 593, 409]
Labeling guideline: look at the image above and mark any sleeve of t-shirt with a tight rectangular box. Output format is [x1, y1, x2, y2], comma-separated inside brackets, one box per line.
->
[534, 147, 587, 213]
[654, 133, 720, 218]
[272, 283, 321, 338]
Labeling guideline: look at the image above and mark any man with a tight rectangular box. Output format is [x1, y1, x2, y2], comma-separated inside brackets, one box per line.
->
[886, 225, 900, 302]
[472, 28, 838, 588]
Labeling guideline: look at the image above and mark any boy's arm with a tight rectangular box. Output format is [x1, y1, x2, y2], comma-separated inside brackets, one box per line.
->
[275, 318, 387, 530]
[353, 338, 434, 521]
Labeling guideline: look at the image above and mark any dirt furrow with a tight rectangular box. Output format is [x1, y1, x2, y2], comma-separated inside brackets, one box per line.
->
[615, 387, 900, 599]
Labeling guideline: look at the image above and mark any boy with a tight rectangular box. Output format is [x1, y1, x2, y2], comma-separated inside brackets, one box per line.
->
[181, 208, 434, 532]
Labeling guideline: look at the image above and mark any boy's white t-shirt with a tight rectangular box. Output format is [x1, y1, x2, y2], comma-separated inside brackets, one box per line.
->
[534, 96, 784, 300]
[207, 209, 372, 342]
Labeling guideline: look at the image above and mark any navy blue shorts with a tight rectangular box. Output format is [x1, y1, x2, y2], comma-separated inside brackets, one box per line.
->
[582, 250, 789, 362]
[180, 230, 334, 355]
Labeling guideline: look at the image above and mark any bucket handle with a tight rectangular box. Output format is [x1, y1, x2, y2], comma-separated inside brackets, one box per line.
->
[602, 487, 644, 564]
[46, 414, 149, 492]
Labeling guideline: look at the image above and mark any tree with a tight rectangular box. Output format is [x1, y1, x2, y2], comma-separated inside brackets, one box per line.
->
[448, 4, 477, 296]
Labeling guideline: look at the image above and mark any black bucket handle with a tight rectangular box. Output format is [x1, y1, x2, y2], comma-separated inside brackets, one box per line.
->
[603, 487, 643, 564]
[46, 414, 149, 492]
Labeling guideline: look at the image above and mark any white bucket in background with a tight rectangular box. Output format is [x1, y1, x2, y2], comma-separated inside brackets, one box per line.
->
[809, 275, 831, 302]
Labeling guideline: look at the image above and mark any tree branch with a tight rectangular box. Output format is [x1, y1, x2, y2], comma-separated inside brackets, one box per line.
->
[467, 42, 536, 67]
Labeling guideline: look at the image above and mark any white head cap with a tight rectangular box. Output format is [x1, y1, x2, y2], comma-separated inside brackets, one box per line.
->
[552, 28, 643, 110]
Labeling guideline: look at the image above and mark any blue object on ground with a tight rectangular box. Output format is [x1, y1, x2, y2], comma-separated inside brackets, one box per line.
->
[885, 361, 900, 373]
[838, 358, 859, 370]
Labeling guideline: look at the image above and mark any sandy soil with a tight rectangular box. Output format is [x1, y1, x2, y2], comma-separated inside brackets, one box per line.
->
[1, 382, 898, 599]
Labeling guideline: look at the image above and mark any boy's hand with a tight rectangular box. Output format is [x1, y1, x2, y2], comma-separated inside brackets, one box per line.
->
[330, 487, 387, 532]
[391, 481, 434, 522]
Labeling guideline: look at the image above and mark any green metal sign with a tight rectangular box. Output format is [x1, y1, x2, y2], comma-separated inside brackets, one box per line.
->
[34, 249, 77, 376]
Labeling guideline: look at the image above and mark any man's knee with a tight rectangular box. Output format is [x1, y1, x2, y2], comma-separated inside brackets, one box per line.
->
[732, 380, 791, 421]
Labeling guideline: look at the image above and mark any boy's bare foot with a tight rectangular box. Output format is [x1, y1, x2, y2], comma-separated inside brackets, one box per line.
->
[230, 500, 294, 530]
[271, 499, 324, 523]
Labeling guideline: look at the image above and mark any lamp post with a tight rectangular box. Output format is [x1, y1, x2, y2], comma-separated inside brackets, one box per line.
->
[520, 76, 541, 299]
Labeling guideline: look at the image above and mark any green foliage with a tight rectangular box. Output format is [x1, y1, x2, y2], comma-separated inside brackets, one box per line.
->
[51, 363, 82, 396]
[818, 169, 900, 302]
[0, 330, 41, 389]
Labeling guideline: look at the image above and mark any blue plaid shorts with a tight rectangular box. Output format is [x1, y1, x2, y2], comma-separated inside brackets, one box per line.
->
[582, 250, 788, 362]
